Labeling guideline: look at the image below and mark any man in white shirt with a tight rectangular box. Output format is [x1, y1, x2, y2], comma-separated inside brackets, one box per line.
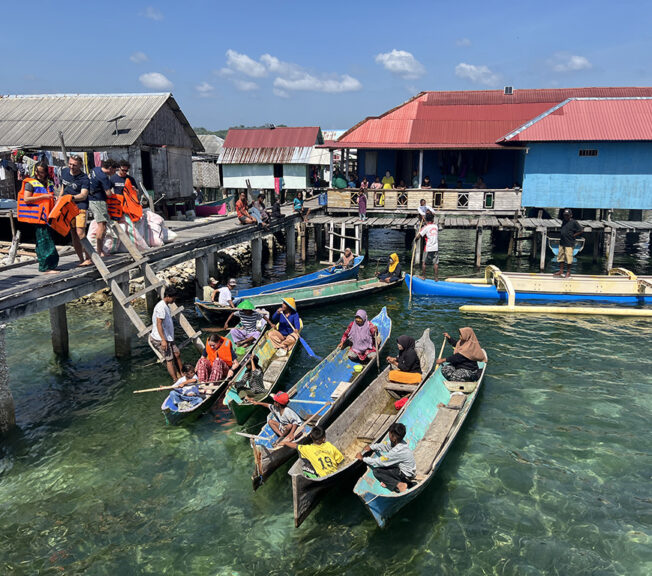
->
[417, 199, 436, 222]
[419, 212, 439, 281]
[212, 278, 237, 308]
[149, 287, 183, 381]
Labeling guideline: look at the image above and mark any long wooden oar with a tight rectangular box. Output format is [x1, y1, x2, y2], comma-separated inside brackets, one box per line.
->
[433, 336, 447, 373]
[133, 378, 228, 394]
[409, 223, 424, 305]
[292, 401, 332, 440]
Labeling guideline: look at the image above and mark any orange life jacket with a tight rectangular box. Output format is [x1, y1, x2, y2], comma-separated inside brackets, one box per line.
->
[122, 178, 143, 222]
[48, 195, 80, 236]
[106, 192, 124, 220]
[16, 177, 55, 225]
[206, 338, 233, 367]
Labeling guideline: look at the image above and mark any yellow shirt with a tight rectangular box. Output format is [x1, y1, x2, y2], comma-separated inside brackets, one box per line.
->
[382, 176, 395, 189]
[298, 441, 344, 477]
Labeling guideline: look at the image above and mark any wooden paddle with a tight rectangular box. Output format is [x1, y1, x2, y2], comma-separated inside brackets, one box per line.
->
[292, 401, 332, 440]
[433, 336, 447, 373]
[133, 378, 228, 394]
[375, 332, 381, 370]
[409, 222, 424, 305]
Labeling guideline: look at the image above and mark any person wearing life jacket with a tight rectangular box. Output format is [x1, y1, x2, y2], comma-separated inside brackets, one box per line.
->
[59, 154, 91, 265]
[17, 161, 58, 273]
[195, 334, 240, 383]
[111, 160, 143, 223]
[88, 159, 117, 258]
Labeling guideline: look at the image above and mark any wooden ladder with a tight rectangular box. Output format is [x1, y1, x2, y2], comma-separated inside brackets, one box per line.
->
[81, 224, 204, 360]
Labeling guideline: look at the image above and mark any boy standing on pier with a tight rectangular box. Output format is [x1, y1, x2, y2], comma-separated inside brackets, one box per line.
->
[554, 209, 582, 279]
[150, 287, 183, 381]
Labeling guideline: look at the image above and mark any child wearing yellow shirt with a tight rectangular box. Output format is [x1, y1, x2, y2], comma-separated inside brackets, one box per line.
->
[280, 425, 343, 478]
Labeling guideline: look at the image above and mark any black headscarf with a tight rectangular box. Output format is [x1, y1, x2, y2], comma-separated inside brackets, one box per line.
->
[396, 335, 421, 373]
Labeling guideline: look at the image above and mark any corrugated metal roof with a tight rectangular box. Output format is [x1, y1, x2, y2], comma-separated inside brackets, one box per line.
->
[197, 134, 224, 155]
[500, 98, 652, 142]
[219, 146, 316, 164]
[0, 93, 203, 151]
[330, 87, 652, 149]
[223, 126, 322, 149]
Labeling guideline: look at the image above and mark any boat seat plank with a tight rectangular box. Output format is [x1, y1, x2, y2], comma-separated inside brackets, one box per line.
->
[357, 412, 393, 441]
[414, 407, 458, 476]
[383, 382, 420, 393]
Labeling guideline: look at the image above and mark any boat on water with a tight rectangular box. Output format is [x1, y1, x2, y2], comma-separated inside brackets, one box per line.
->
[288, 329, 437, 528]
[194, 257, 364, 320]
[406, 265, 652, 304]
[241, 277, 402, 312]
[249, 307, 392, 490]
[195, 199, 228, 217]
[223, 324, 302, 425]
[354, 343, 488, 528]
[161, 326, 263, 425]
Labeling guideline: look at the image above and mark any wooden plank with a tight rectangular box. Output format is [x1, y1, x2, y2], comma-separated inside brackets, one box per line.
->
[413, 407, 458, 475]
[383, 382, 420, 393]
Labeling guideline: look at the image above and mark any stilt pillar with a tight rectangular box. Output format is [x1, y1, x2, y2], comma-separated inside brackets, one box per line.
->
[327, 222, 334, 264]
[354, 223, 361, 256]
[49, 304, 69, 357]
[300, 222, 307, 262]
[266, 235, 275, 266]
[113, 274, 133, 358]
[507, 230, 515, 256]
[530, 230, 538, 261]
[592, 230, 600, 264]
[606, 228, 616, 271]
[0, 323, 16, 436]
[195, 254, 210, 299]
[285, 224, 296, 270]
[146, 289, 158, 315]
[539, 229, 547, 271]
[314, 224, 324, 259]
[251, 237, 263, 285]
[340, 222, 346, 254]
[414, 236, 423, 265]
[207, 250, 218, 278]
[474, 227, 483, 267]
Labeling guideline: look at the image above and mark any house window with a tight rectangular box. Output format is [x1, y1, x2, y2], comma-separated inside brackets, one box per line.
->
[457, 192, 469, 208]
[484, 191, 494, 209]
[273, 164, 284, 177]
[397, 191, 408, 206]
[579, 149, 598, 157]
[433, 191, 443, 207]
[365, 151, 377, 176]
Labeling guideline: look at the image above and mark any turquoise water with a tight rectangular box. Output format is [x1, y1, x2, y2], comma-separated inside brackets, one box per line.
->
[1, 227, 651, 575]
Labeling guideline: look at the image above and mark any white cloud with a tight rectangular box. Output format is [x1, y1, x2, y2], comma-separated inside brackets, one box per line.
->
[375, 50, 425, 80]
[455, 62, 500, 86]
[549, 53, 592, 73]
[273, 73, 361, 93]
[196, 81, 215, 97]
[226, 49, 267, 78]
[130, 51, 148, 63]
[456, 38, 471, 47]
[139, 72, 173, 90]
[144, 6, 163, 20]
[273, 87, 290, 98]
[233, 79, 259, 91]
[261, 54, 302, 78]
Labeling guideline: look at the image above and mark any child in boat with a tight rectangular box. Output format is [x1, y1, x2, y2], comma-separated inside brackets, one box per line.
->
[235, 355, 266, 398]
[436, 328, 485, 382]
[223, 299, 267, 346]
[280, 425, 343, 478]
[356, 422, 416, 493]
[247, 391, 302, 443]
[387, 335, 422, 384]
[169, 364, 204, 408]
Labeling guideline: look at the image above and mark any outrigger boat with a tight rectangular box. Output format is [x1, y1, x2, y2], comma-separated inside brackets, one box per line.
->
[194, 256, 364, 319]
[161, 325, 264, 425]
[406, 265, 652, 304]
[288, 329, 436, 528]
[354, 341, 488, 528]
[247, 307, 392, 490]
[222, 322, 303, 425]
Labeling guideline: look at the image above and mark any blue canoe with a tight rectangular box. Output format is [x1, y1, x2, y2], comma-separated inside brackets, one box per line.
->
[354, 345, 488, 527]
[249, 307, 392, 489]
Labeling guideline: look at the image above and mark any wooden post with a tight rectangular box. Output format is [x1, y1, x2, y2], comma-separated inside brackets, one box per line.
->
[474, 227, 483, 267]
[592, 230, 600, 263]
[354, 223, 361, 256]
[112, 274, 133, 358]
[195, 254, 210, 299]
[328, 221, 334, 264]
[363, 226, 369, 260]
[414, 236, 422, 265]
[507, 230, 515, 256]
[285, 224, 296, 270]
[418, 150, 423, 188]
[300, 222, 307, 262]
[539, 229, 547, 271]
[145, 288, 157, 315]
[606, 228, 616, 270]
[0, 323, 16, 436]
[207, 250, 218, 278]
[345, 149, 350, 179]
[340, 222, 346, 254]
[266, 235, 275, 266]
[314, 224, 324, 260]
[329, 150, 334, 186]
[530, 230, 538, 261]
[49, 304, 69, 357]
[251, 237, 263, 285]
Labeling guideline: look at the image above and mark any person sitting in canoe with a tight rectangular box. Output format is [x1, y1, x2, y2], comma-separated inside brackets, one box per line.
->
[168, 363, 205, 409]
[265, 298, 301, 356]
[377, 253, 402, 283]
[333, 247, 355, 270]
[279, 425, 343, 479]
[235, 355, 266, 398]
[211, 278, 237, 308]
[195, 334, 239, 383]
[223, 299, 267, 346]
[356, 422, 416, 493]
[338, 309, 378, 363]
[247, 391, 302, 444]
[436, 327, 484, 382]
[386, 335, 422, 384]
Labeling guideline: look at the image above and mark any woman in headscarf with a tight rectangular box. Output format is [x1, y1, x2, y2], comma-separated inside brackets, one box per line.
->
[377, 253, 402, 283]
[338, 309, 378, 363]
[265, 298, 301, 356]
[435, 327, 485, 381]
[387, 335, 422, 384]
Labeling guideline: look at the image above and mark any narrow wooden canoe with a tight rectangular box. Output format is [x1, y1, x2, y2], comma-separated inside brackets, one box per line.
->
[160, 325, 264, 425]
[243, 277, 402, 311]
[222, 326, 301, 425]
[249, 307, 392, 490]
[288, 329, 437, 528]
[353, 345, 488, 527]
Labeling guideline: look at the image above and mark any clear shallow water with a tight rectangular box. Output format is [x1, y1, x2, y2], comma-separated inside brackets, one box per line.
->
[1, 227, 651, 575]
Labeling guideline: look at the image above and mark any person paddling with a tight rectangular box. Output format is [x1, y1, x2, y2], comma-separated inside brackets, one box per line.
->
[265, 298, 301, 355]
[247, 391, 302, 444]
[436, 327, 485, 382]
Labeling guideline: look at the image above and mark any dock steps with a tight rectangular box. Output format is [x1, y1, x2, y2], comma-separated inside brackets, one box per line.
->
[121, 280, 166, 304]
[105, 257, 149, 280]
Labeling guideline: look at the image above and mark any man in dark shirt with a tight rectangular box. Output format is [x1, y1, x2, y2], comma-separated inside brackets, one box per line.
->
[59, 155, 91, 265]
[110, 160, 138, 220]
[89, 159, 116, 257]
[554, 209, 583, 278]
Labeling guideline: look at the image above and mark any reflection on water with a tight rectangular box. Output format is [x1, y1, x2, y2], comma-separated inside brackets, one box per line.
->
[1, 225, 651, 575]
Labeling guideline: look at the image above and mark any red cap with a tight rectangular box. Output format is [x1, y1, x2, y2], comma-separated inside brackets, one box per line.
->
[272, 392, 289, 406]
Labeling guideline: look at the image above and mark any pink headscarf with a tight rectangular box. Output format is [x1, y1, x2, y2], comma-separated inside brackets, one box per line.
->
[348, 309, 373, 353]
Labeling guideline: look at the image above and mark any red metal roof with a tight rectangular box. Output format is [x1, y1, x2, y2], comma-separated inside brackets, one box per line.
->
[223, 126, 322, 149]
[330, 88, 652, 149]
[500, 98, 652, 142]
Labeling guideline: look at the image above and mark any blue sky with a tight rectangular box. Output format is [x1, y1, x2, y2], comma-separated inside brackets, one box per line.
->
[2, 0, 651, 131]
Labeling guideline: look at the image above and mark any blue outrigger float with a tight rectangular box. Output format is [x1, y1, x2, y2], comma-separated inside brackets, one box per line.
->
[247, 307, 392, 490]
[354, 341, 487, 527]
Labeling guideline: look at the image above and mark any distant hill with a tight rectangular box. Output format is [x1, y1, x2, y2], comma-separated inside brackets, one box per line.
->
[194, 125, 288, 140]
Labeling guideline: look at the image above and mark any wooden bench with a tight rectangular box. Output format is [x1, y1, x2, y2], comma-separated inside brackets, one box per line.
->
[444, 380, 478, 393]
[383, 382, 419, 393]
[357, 412, 394, 441]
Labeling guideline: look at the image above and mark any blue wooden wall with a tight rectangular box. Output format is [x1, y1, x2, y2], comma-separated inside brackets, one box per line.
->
[522, 142, 652, 209]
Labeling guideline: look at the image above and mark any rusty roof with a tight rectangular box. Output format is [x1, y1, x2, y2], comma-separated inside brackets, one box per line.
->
[223, 126, 322, 149]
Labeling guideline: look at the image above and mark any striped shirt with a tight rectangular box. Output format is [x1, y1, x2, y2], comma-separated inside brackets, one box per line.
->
[236, 310, 263, 333]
